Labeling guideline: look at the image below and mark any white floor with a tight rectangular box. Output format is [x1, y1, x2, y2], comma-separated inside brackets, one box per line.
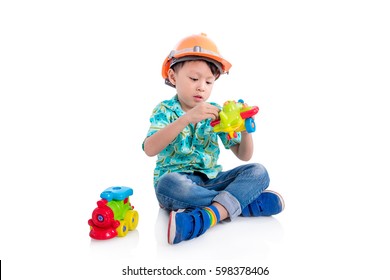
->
[1, 1, 390, 279]
[86, 203, 289, 279]
[88, 208, 285, 261]
[3, 176, 388, 280]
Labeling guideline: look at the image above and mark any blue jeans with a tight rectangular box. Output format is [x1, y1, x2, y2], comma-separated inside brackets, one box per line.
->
[155, 163, 270, 220]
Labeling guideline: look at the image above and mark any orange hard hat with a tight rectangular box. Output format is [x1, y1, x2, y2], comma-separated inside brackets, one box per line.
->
[162, 33, 232, 87]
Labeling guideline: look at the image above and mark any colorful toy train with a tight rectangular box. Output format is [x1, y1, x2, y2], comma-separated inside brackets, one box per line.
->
[88, 186, 139, 240]
[210, 99, 259, 139]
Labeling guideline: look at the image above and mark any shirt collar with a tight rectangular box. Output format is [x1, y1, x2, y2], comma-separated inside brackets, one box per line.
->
[164, 94, 185, 117]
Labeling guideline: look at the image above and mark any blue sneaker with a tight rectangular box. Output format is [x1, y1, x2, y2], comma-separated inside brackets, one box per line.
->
[241, 190, 285, 217]
[168, 208, 211, 245]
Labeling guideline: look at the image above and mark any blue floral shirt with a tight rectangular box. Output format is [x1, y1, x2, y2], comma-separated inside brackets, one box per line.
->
[144, 95, 241, 187]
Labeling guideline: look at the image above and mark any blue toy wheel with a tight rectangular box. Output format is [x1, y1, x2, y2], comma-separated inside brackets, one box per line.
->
[245, 118, 256, 133]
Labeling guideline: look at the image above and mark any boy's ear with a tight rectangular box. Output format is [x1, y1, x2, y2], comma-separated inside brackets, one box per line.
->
[167, 69, 176, 86]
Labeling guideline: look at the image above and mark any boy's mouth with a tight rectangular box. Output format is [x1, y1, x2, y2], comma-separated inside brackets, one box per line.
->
[193, 95, 204, 101]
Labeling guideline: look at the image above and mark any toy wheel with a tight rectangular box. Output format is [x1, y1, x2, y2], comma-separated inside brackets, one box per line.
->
[117, 220, 129, 237]
[245, 118, 256, 133]
[125, 210, 139, 231]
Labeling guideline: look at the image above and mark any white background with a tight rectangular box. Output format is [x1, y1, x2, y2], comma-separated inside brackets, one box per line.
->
[1, 1, 389, 279]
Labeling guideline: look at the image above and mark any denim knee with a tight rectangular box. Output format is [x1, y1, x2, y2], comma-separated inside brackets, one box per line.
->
[155, 173, 186, 209]
[155, 172, 221, 211]
[239, 163, 271, 208]
[251, 163, 270, 189]
[155, 172, 182, 198]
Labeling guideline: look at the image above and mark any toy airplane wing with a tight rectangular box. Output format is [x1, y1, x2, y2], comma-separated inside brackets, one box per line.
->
[240, 106, 259, 119]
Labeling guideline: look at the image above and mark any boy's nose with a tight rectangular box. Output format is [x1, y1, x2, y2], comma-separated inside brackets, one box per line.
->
[197, 82, 206, 92]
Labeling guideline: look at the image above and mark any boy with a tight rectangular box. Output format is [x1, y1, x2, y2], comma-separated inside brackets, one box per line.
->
[143, 33, 284, 245]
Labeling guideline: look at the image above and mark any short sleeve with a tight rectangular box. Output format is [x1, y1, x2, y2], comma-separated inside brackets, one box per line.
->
[146, 104, 171, 138]
[142, 103, 171, 151]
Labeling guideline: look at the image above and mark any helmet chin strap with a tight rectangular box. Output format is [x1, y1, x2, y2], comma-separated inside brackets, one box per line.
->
[165, 78, 175, 88]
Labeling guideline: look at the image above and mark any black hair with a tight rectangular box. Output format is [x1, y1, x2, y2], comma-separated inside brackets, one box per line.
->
[171, 60, 220, 78]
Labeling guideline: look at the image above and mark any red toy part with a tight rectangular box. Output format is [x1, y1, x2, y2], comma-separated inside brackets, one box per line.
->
[240, 106, 259, 119]
[88, 199, 120, 240]
[210, 119, 220, 127]
[210, 106, 259, 128]
[88, 220, 118, 240]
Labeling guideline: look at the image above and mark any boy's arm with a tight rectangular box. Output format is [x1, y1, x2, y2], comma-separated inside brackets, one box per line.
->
[230, 131, 254, 161]
[143, 102, 219, 157]
[143, 115, 190, 157]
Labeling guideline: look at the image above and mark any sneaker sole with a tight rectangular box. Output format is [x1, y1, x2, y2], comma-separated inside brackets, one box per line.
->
[167, 209, 185, 245]
[263, 190, 285, 212]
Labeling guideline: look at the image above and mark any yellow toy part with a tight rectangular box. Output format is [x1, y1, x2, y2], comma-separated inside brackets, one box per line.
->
[210, 99, 259, 140]
[116, 210, 139, 237]
[117, 220, 129, 237]
[125, 210, 139, 231]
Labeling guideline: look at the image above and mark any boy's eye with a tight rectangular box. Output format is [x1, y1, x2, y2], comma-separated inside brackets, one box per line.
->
[189, 77, 213, 85]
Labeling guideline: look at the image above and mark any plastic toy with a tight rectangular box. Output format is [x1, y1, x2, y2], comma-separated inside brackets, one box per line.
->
[88, 186, 139, 240]
[210, 99, 259, 140]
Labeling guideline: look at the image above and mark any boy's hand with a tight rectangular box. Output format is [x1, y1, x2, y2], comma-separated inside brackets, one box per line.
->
[185, 103, 220, 124]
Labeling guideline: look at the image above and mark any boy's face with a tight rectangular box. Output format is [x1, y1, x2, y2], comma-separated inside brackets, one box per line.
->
[168, 60, 216, 112]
